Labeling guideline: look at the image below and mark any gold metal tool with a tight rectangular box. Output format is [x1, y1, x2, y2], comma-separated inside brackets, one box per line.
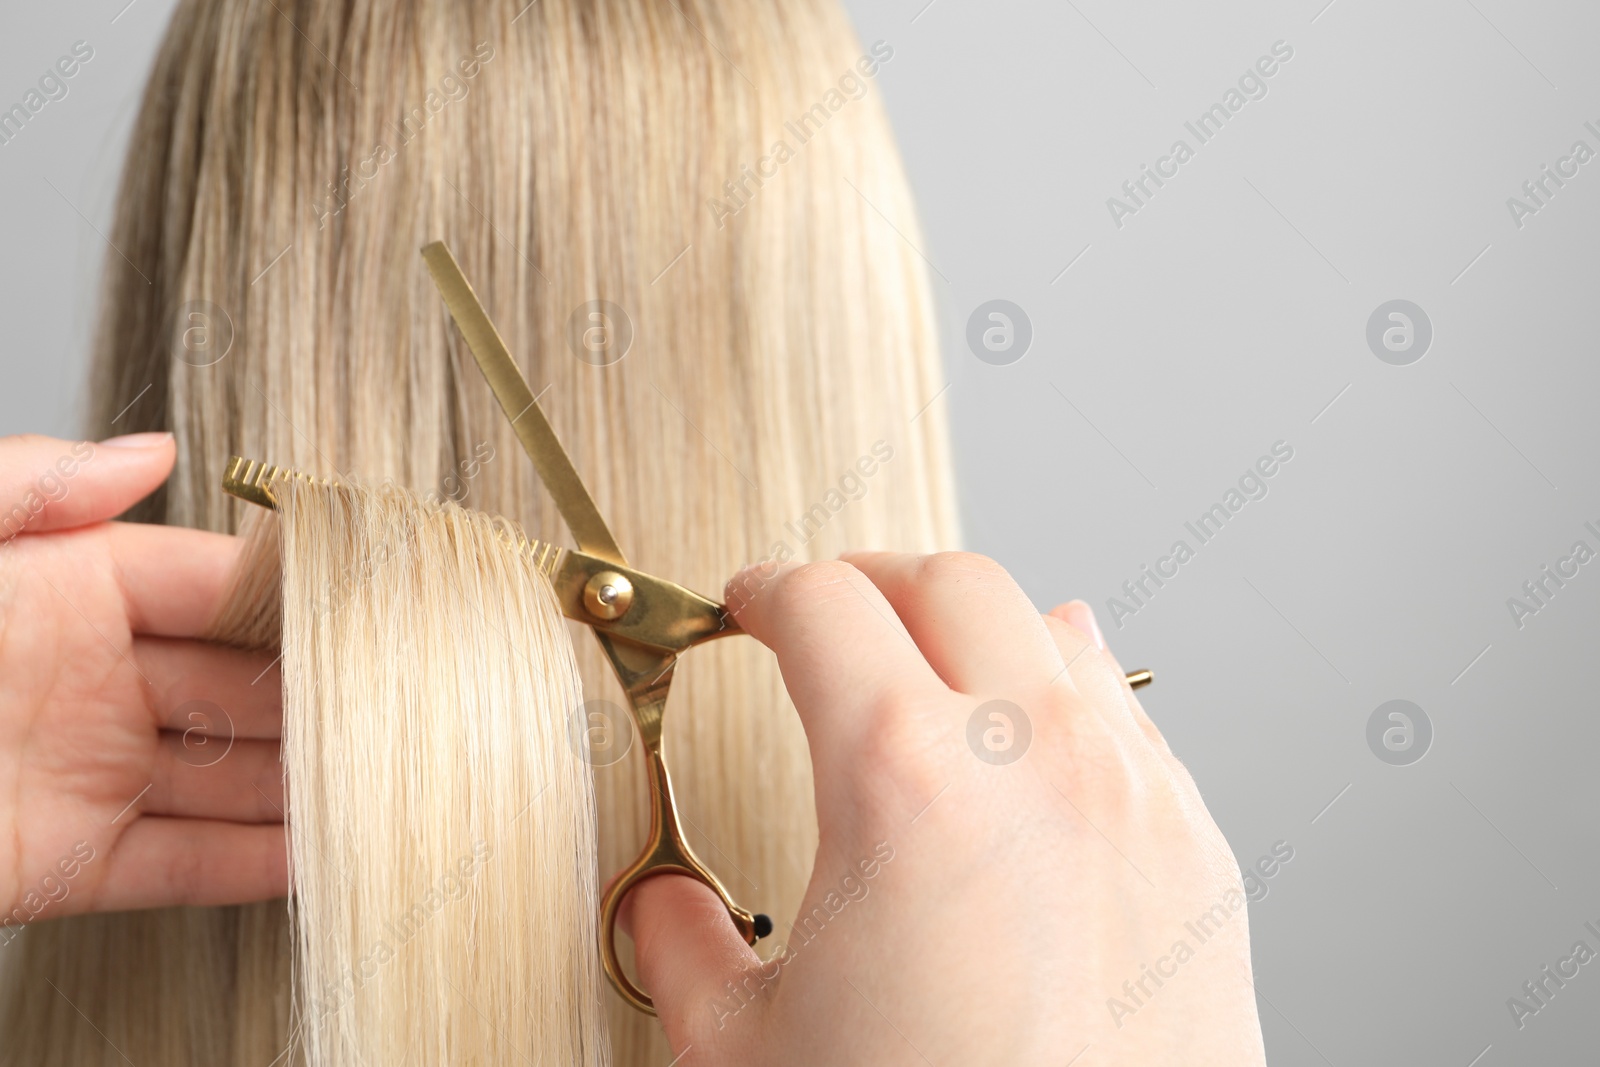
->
[222, 240, 1155, 1015]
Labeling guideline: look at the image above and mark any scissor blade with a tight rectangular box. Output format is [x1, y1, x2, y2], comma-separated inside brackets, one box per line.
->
[421, 241, 626, 567]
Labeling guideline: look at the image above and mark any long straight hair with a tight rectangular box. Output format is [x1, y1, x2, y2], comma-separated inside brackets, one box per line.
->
[0, 0, 957, 1061]
[273, 477, 606, 1065]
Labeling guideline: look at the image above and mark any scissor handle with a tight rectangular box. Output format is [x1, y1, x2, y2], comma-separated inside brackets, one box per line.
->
[599, 746, 767, 1014]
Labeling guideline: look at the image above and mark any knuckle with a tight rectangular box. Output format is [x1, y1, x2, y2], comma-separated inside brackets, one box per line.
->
[844, 697, 940, 796]
[773, 560, 860, 609]
[915, 550, 1010, 588]
[853, 692, 952, 801]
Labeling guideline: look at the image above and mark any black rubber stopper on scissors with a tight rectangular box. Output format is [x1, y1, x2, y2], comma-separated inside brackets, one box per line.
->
[753, 913, 773, 939]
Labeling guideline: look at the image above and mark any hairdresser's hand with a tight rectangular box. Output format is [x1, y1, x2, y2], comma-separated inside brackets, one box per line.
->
[0, 432, 286, 933]
[622, 552, 1266, 1066]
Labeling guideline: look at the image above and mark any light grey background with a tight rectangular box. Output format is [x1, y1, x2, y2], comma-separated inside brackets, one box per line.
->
[4, 1, 1599, 1063]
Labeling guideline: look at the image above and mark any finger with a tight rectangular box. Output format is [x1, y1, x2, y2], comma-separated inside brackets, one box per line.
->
[92, 817, 288, 912]
[147, 736, 284, 822]
[106, 521, 244, 637]
[1047, 602, 1170, 755]
[0, 433, 174, 540]
[1097, 635, 1173, 758]
[1055, 598, 1106, 654]
[621, 873, 763, 1036]
[840, 551, 1064, 694]
[724, 559, 947, 767]
[135, 637, 282, 740]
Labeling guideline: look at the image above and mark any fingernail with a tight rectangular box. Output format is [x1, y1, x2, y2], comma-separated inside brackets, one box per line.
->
[98, 432, 172, 449]
[1067, 599, 1106, 652]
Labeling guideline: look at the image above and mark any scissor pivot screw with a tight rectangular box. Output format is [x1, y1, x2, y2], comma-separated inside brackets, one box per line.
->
[584, 571, 635, 620]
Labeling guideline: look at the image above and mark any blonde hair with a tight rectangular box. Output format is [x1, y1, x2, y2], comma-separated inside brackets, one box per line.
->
[275, 478, 605, 1064]
[0, 0, 956, 1061]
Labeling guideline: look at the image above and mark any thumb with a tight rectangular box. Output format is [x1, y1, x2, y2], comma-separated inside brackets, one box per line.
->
[0, 432, 174, 540]
[619, 873, 764, 1038]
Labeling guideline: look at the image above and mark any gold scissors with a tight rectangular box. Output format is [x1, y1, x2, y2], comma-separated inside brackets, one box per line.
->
[421, 240, 772, 1014]
[222, 240, 1155, 1015]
